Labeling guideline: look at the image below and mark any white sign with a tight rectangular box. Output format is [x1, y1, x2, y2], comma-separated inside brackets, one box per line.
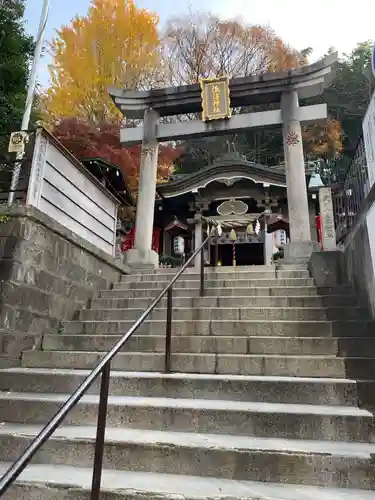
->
[8, 131, 28, 154]
[173, 236, 185, 255]
[275, 229, 287, 246]
[362, 90, 375, 190]
[319, 187, 336, 251]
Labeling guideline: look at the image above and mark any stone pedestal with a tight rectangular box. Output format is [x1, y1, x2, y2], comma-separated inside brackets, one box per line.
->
[309, 250, 344, 286]
[124, 248, 159, 269]
[283, 241, 320, 264]
[126, 109, 160, 269]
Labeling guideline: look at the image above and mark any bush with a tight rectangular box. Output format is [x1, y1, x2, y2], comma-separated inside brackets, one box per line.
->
[272, 249, 284, 262]
[159, 255, 182, 268]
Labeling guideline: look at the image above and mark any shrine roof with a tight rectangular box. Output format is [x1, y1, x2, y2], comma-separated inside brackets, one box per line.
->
[81, 157, 135, 207]
[156, 157, 287, 198]
[109, 53, 337, 119]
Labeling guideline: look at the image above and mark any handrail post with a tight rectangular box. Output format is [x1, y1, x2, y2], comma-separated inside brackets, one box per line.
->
[91, 361, 111, 500]
[165, 287, 173, 373]
[214, 232, 219, 267]
[200, 239, 205, 297]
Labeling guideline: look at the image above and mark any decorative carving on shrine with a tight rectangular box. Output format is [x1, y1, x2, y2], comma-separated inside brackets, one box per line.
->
[194, 198, 210, 212]
[200, 76, 231, 122]
[218, 177, 240, 187]
[257, 194, 279, 209]
[217, 198, 248, 216]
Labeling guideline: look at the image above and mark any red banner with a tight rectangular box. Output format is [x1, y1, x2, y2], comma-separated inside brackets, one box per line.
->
[121, 227, 161, 254]
[121, 228, 135, 252]
[152, 227, 161, 254]
[315, 215, 323, 249]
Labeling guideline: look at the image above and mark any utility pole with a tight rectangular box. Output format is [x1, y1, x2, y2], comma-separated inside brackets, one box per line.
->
[8, 0, 50, 205]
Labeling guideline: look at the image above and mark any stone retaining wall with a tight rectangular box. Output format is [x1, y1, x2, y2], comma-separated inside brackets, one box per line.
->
[0, 205, 128, 365]
[337, 184, 375, 410]
[341, 184, 375, 318]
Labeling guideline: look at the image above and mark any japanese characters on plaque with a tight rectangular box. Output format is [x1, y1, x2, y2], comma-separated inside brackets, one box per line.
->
[275, 229, 287, 246]
[200, 76, 231, 121]
[319, 187, 336, 251]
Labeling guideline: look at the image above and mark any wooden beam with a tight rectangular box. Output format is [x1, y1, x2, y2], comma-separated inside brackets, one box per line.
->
[120, 104, 327, 145]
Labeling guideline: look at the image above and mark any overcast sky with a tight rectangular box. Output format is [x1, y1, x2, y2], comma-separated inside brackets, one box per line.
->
[24, 0, 374, 87]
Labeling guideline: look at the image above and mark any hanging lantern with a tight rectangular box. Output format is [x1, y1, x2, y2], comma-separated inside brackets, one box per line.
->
[229, 228, 237, 241]
[255, 219, 261, 235]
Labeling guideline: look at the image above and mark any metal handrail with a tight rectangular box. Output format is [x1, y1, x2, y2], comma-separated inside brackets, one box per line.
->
[0, 225, 218, 498]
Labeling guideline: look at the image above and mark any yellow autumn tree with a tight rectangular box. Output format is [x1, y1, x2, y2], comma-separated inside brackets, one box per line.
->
[303, 119, 343, 159]
[42, 0, 161, 125]
[268, 39, 312, 72]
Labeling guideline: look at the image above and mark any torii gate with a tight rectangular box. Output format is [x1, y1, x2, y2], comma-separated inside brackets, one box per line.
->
[109, 54, 337, 268]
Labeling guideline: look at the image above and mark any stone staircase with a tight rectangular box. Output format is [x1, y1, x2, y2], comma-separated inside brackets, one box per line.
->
[0, 264, 375, 499]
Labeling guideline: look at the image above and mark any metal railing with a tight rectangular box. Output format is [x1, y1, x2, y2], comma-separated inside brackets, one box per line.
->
[0, 224, 219, 498]
[333, 139, 371, 242]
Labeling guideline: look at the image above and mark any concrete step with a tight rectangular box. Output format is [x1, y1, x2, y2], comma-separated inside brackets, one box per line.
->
[21, 350, 352, 377]
[1, 424, 374, 488]
[0, 394, 373, 442]
[114, 278, 315, 290]
[2, 464, 374, 500]
[275, 263, 309, 270]
[101, 285, 353, 299]
[120, 270, 311, 282]
[79, 307, 364, 322]
[42, 334, 375, 357]
[0, 355, 19, 368]
[136, 265, 290, 274]
[0, 369, 359, 406]
[61, 319, 375, 337]
[91, 294, 358, 309]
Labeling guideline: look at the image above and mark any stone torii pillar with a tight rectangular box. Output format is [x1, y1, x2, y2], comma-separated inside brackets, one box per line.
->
[281, 90, 318, 262]
[125, 109, 160, 268]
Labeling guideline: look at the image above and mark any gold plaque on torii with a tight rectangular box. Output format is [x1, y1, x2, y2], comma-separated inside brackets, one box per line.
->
[199, 76, 231, 122]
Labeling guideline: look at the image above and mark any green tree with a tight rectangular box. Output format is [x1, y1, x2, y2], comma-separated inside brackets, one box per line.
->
[324, 41, 375, 158]
[0, 0, 33, 151]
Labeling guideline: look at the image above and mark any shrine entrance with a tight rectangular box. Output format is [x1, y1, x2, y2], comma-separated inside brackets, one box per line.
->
[213, 243, 264, 267]
[109, 55, 337, 268]
[205, 210, 266, 267]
